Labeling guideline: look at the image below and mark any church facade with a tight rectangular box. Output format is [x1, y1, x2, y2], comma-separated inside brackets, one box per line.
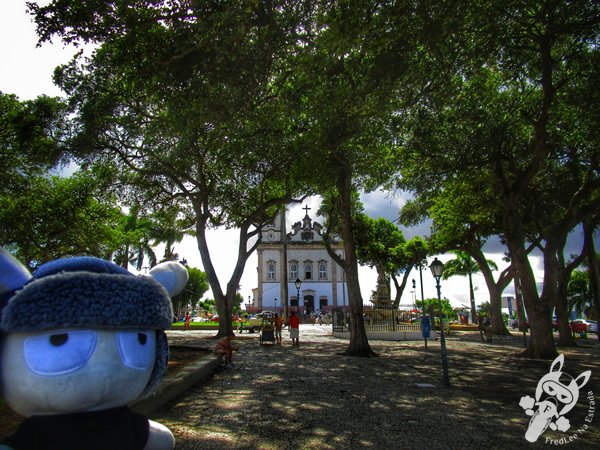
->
[255, 207, 348, 314]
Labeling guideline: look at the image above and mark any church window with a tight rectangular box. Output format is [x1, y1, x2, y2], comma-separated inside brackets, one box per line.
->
[289, 261, 298, 280]
[267, 261, 276, 281]
[304, 261, 313, 280]
[318, 261, 327, 280]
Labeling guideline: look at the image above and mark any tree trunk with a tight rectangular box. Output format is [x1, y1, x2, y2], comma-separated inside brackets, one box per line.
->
[391, 270, 411, 309]
[543, 226, 583, 347]
[514, 275, 527, 331]
[468, 271, 477, 324]
[195, 218, 250, 338]
[488, 284, 511, 336]
[583, 219, 600, 341]
[336, 156, 375, 357]
[555, 294, 575, 346]
[469, 247, 511, 335]
[555, 253, 577, 347]
[503, 195, 557, 359]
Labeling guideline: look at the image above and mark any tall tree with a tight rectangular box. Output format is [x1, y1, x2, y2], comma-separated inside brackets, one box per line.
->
[398, 1, 600, 358]
[30, 0, 314, 337]
[354, 214, 429, 309]
[172, 266, 209, 319]
[0, 169, 124, 270]
[567, 270, 591, 318]
[112, 204, 157, 271]
[400, 177, 515, 334]
[441, 251, 498, 325]
[285, 0, 461, 356]
[1, 92, 69, 195]
[354, 214, 406, 302]
[149, 205, 195, 263]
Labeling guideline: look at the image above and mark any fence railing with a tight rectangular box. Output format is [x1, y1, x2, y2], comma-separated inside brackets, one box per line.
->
[331, 307, 422, 333]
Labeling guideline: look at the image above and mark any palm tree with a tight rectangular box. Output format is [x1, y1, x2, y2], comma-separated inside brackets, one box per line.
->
[567, 270, 592, 318]
[149, 206, 195, 262]
[442, 251, 497, 324]
[113, 205, 157, 271]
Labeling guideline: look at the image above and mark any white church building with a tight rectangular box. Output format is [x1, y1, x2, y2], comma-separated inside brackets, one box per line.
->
[254, 206, 348, 314]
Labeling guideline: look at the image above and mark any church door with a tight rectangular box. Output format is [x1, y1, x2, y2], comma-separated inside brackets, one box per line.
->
[304, 295, 315, 315]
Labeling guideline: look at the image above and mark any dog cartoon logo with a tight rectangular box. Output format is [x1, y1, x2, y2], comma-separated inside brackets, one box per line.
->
[519, 354, 591, 442]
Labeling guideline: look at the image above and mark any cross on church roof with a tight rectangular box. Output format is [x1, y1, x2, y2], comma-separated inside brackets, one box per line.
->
[303, 205, 311, 216]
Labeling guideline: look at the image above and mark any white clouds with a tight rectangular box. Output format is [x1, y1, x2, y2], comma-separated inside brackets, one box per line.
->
[0, 2, 78, 100]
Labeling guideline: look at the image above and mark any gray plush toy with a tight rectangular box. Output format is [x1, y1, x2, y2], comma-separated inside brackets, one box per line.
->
[0, 249, 188, 450]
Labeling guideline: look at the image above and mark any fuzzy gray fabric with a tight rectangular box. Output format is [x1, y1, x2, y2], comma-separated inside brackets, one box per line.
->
[0, 256, 174, 399]
[1, 272, 173, 332]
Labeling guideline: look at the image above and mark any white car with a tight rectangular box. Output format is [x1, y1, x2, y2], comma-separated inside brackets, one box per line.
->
[240, 312, 274, 333]
[191, 316, 209, 322]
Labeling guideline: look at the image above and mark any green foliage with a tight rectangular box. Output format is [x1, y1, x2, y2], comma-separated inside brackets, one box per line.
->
[0, 92, 69, 195]
[31, 0, 318, 337]
[198, 299, 216, 315]
[415, 298, 455, 319]
[567, 270, 592, 317]
[442, 251, 496, 280]
[477, 302, 490, 318]
[0, 169, 124, 269]
[233, 292, 244, 315]
[172, 267, 209, 316]
[354, 214, 406, 273]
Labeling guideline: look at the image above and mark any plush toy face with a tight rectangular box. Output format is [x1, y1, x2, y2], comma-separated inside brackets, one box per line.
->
[1, 328, 156, 417]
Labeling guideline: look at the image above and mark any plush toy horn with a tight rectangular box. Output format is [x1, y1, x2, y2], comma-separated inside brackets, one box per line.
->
[148, 261, 189, 297]
[0, 248, 32, 313]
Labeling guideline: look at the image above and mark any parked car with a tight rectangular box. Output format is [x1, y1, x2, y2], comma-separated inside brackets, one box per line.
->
[241, 312, 274, 333]
[570, 319, 598, 334]
[191, 316, 209, 322]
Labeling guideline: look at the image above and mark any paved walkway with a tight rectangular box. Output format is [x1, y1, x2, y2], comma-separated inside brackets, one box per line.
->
[155, 325, 600, 449]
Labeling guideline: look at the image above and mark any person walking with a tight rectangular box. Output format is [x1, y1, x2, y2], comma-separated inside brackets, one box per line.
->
[184, 311, 191, 330]
[274, 313, 283, 345]
[289, 311, 300, 347]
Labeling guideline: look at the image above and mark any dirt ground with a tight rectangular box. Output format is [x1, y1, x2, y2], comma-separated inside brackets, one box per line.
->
[154, 327, 600, 449]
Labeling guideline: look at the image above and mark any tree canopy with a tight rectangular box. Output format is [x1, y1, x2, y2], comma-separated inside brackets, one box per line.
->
[20, 0, 600, 359]
[396, 0, 600, 358]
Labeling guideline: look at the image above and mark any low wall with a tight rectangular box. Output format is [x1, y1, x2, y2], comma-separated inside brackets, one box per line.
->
[332, 328, 437, 341]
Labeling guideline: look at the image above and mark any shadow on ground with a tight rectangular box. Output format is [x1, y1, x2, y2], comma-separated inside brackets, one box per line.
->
[153, 331, 600, 449]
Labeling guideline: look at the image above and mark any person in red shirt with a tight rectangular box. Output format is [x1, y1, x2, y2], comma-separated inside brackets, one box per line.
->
[289, 311, 300, 347]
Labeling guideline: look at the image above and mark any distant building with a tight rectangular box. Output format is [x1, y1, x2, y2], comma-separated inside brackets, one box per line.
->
[255, 206, 348, 313]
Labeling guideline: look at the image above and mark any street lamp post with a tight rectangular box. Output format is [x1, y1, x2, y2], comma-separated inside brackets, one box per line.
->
[274, 298, 278, 314]
[295, 278, 302, 313]
[517, 286, 527, 347]
[430, 258, 450, 387]
[246, 295, 252, 312]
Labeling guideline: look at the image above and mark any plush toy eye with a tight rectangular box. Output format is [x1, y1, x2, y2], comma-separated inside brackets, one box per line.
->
[24, 330, 97, 376]
[117, 330, 156, 370]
